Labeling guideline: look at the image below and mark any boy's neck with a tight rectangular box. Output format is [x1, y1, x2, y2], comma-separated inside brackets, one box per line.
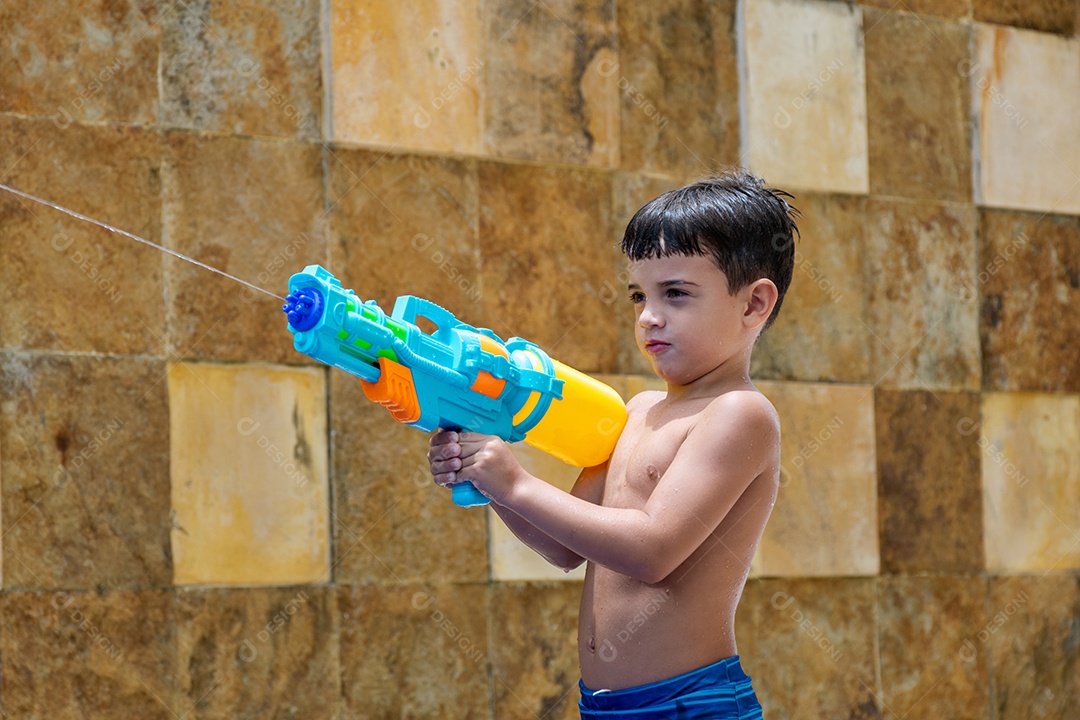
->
[663, 344, 757, 402]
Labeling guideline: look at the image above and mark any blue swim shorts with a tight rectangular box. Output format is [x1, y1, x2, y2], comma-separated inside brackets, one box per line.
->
[578, 655, 763, 719]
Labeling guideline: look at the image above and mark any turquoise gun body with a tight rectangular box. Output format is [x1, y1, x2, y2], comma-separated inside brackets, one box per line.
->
[282, 264, 566, 507]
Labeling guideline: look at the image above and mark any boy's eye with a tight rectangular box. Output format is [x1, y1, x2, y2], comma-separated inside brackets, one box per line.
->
[628, 291, 645, 303]
[666, 288, 687, 298]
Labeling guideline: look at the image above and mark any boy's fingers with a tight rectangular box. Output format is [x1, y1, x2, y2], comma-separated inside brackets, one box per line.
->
[457, 453, 481, 469]
[427, 443, 460, 463]
[457, 432, 502, 450]
[430, 458, 461, 476]
[433, 471, 456, 487]
[431, 429, 459, 444]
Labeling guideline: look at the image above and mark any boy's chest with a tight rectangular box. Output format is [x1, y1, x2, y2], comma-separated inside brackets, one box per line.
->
[602, 410, 700, 508]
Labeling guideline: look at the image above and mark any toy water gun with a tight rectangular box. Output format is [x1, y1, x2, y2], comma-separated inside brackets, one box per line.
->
[281, 265, 628, 507]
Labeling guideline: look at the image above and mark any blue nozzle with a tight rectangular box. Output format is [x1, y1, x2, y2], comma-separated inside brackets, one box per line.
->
[283, 287, 324, 331]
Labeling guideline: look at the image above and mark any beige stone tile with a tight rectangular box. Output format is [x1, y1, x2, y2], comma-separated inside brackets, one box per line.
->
[973, 0, 1076, 34]
[168, 362, 330, 586]
[331, 0, 482, 154]
[753, 381, 878, 577]
[0, 428, 3, 586]
[878, 576, 991, 720]
[0, 116, 164, 355]
[330, 369, 489, 585]
[325, 148, 481, 319]
[490, 582, 582, 720]
[619, 374, 667, 400]
[0, 0, 159, 124]
[737, 578, 880, 717]
[0, 353, 172, 589]
[859, 0, 971, 19]
[478, 162, 617, 373]
[751, 193, 872, 384]
[876, 390, 985, 574]
[979, 209, 1080, 392]
[585, 374, 652, 408]
[0, 589, 176, 718]
[973, 25, 1080, 215]
[980, 392, 1080, 573]
[163, 131, 327, 363]
[742, 0, 869, 194]
[482, 0, 618, 167]
[865, 199, 980, 390]
[986, 575, 1080, 717]
[175, 586, 338, 719]
[160, 0, 322, 139]
[615, 0, 740, 176]
[340, 584, 491, 719]
[864, 10, 973, 202]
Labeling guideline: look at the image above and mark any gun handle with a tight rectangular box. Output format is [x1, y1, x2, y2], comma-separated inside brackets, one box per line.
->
[444, 424, 491, 508]
[452, 482, 490, 508]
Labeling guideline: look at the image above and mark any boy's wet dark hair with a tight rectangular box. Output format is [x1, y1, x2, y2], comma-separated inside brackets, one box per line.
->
[620, 169, 800, 334]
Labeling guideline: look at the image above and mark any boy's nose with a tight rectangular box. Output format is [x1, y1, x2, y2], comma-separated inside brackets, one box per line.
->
[637, 305, 664, 328]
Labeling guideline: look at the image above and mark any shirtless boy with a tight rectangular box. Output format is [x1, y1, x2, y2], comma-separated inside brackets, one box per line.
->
[428, 170, 799, 718]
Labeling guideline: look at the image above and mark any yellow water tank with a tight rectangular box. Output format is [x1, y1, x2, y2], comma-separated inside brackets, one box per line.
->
[517, 359, 628, 467]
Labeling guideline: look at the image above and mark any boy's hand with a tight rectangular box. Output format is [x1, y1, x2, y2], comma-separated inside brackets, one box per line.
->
[427, 430, 525, 503]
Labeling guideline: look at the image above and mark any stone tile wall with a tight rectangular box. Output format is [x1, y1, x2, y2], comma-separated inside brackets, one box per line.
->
[1, 0, 1077, 717]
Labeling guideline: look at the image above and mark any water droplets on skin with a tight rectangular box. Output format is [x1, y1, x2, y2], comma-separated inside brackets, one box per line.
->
[0, 182, 285, 302]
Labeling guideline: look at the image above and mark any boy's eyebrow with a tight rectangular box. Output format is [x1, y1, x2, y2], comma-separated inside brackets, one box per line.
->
[626, 279, 700, 290]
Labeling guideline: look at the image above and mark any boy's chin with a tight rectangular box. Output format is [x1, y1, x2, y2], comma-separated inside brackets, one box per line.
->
[649, 358, 725, 388]
[647, 361, 688, 385]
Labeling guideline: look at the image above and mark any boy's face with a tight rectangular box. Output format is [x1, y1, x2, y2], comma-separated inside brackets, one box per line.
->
[627, 253, 756, 387]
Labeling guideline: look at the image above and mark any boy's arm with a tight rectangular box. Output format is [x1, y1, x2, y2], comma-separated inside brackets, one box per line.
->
[457, 391, 778, 585]
[487, 461, 606, 572]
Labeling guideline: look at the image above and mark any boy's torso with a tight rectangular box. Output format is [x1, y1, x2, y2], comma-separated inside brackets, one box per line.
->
[578, 389, 778, 691]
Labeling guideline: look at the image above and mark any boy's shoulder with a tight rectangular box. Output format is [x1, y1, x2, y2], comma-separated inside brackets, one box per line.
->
[625, 389, 666, 413]
[626, 388, 779, 465]
[627, 387, 778, 427]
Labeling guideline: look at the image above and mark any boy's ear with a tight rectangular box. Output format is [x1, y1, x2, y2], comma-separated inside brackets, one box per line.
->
[743, 279, 778, 330]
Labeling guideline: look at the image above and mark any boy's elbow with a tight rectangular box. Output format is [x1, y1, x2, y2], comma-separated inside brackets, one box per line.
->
[635, 565, 672, 586]
[559, 560, 584, 574]
[543, 548, 585, 573]
[557, 553, 586, 573]
[628, 552, 675, 585]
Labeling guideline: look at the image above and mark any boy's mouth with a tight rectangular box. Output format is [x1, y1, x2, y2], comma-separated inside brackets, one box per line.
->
[644, 340, 670, 354]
